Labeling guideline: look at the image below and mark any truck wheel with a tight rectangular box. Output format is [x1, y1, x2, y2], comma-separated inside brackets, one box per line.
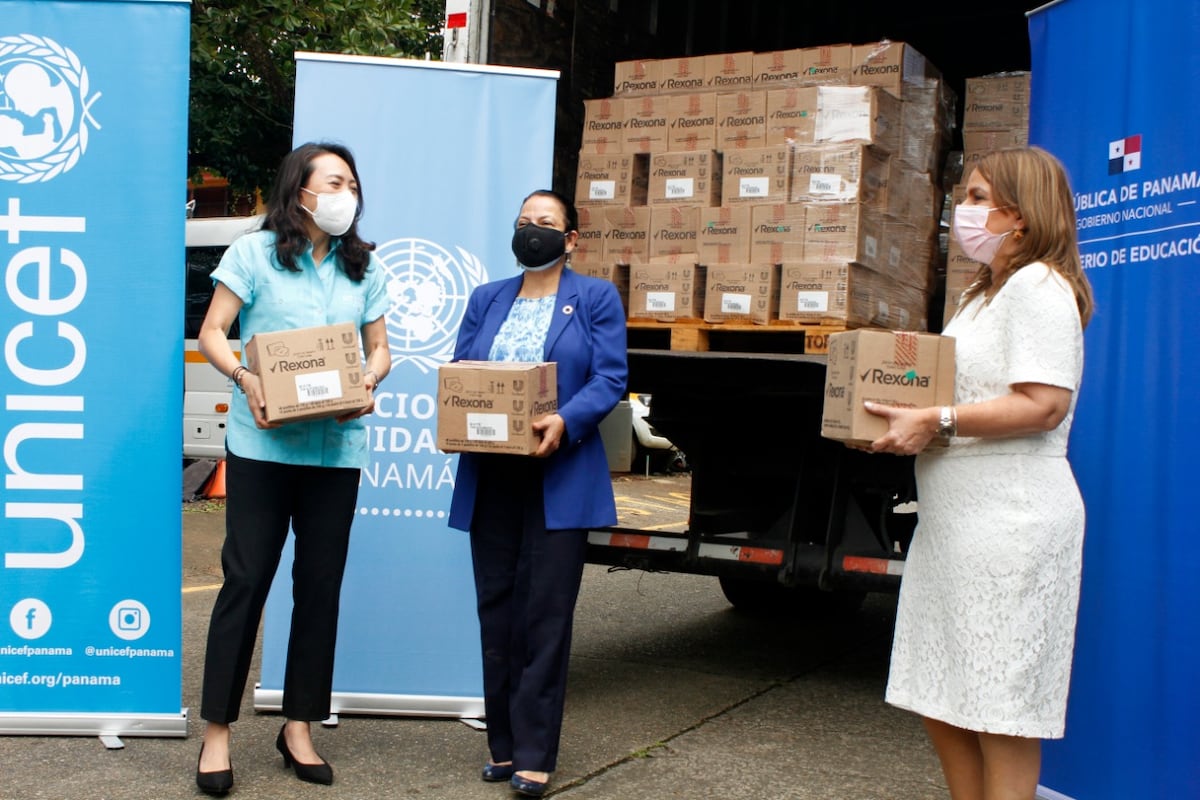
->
[718, 576, 865, 618]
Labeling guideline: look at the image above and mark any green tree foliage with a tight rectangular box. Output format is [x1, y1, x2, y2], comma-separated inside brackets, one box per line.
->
[189, 0, 444, 205]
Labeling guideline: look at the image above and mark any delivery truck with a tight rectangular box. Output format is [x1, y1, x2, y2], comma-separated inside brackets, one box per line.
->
[440, 0, 1034, 613]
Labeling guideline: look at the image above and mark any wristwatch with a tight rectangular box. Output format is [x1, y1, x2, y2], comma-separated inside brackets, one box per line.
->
[937, 405, 957, 438]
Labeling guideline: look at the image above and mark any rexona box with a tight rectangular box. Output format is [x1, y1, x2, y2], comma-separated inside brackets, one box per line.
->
[244, 322, 369, 424]
[821, 329, 955, 446]
[437, 361, 558, 455]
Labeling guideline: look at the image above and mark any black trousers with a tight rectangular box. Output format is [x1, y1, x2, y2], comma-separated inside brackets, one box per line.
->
[470, 456, 587, 773]
[200, 449, 360, 724]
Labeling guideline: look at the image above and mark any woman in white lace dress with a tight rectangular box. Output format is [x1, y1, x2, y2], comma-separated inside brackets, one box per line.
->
[863, 147, 1094, 800]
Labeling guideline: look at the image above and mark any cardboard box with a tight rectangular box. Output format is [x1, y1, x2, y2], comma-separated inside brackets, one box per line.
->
[750, 203, 805, 263]
[721, 145, 791, 205]
[659, 56, 708, 94]
[779, 262, 848, 323]
[613, 58, 661, 96]
[716, 91, 767, 151]
[821, 329, 955, 445]
[436, 361, 558, 455]
[705, 51, 755, 91]
[649, 206, 700, 258]
[574, 205, 605, 263]
[850, 41, 937, 98]
[766, 87, 819, 146]
[244, 322, 368, 424]
[647, 151, 721, 207]
[601, 205, 651, 264]
[581, 98, 625, 154]
[800, 44, 853, 86]
[814, 86, 902, 155]
[963, 72, 1031, 130]
[790, 143, 890, 208]
[703, 263, 778, 324]
[802, 202, 884, 267]
[753, 48, 804, 90]
[667, 92, 718, 151]
[963, 128, 1028, 171]
[622, 95, 671, 154]
[695, 205, 752, 264]
[628, 259, 704, 321]
[575, 153, 648, 206]
[572, 261, 630, 312]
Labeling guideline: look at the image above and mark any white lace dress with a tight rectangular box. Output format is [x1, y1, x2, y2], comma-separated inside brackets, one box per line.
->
[884, 262, 1086, 739]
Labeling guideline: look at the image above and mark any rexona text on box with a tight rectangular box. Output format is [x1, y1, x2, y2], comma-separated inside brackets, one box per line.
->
[437, 361, 558, 455]
[821, 329, 955, 446]
[244, 322, 369, 424]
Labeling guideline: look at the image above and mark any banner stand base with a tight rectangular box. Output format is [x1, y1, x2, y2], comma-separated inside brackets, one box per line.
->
[253, 686, 484, 720]
[0, 709, 188, 738]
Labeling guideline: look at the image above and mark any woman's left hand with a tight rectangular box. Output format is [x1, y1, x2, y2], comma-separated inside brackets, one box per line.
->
[531, 413, 566, 458]
[864, 402, 936, 455]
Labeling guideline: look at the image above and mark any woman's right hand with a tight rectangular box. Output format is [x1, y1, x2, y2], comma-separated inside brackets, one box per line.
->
[240, 373, 280, 429]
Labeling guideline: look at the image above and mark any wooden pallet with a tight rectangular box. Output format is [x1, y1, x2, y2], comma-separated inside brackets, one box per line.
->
[626, 318, 850, 354]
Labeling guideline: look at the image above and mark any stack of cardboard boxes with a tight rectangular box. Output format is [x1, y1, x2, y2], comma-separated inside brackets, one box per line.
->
[572, 40, 956, 332]
[943, 71, 1031, 325]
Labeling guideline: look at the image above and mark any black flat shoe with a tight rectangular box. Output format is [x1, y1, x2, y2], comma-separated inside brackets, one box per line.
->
[275, 724, 333, 785]
[481, 761, 515, 782]
[510, 772, 548, 797]
[195, 744, 233, 796]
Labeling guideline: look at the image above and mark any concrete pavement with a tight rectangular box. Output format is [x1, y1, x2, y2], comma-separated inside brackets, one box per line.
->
[0, 474, 946, 800]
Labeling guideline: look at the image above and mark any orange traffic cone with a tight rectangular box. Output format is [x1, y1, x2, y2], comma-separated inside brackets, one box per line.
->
[203, 459, 227, 500]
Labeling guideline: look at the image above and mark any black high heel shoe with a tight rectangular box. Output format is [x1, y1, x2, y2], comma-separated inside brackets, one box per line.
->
[195, 743, 233, 796]
[275, 724, 334, 785]
[481, 760, 514, 782]
[510, 772, 549, 797]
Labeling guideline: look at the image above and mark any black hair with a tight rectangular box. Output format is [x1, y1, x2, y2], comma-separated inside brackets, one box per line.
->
[520, 189, 579, 233]
[262, 141, 375, 280]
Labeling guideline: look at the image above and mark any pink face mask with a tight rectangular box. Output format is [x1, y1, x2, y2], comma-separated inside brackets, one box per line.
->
[952, 204, 1013, 265]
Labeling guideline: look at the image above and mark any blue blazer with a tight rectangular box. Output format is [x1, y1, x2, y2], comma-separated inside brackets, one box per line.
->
[447, 268, 628, 531]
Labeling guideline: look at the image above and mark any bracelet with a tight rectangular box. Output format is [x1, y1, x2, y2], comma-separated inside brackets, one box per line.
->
[364, 369, 379, 388]
[231, 365, 248, 393]
[937, 405, 958, 438]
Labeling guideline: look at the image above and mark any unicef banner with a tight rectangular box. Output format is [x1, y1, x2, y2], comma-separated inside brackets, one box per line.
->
[254, 54, 558, 716]
[1029, 1, 1200, 797]
[0, 1, 188, 736]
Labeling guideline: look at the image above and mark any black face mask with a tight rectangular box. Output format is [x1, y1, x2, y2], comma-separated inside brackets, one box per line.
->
[511, 223, 566, 271]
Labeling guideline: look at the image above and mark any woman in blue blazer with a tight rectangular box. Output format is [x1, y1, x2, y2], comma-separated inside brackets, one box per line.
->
[448, 190, 627, 797]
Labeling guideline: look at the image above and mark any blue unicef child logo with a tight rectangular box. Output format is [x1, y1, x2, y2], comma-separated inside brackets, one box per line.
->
[0, 34, 101, 183]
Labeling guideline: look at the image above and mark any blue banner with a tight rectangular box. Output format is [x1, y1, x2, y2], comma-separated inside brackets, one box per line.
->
[0, 1, 188, 735]
[254, 55, 558, 716]
[1029, 1, 1200, 796]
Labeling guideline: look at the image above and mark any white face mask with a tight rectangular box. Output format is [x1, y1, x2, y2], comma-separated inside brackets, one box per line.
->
[952, 204, 1014, 265]
[302, 187, 357, 237]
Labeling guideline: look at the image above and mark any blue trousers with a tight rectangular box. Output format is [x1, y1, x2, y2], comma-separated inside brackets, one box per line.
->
[469, 455, 587, 773]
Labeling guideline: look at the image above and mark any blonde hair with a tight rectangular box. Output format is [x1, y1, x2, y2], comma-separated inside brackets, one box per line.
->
[956, 146, 1094, 328]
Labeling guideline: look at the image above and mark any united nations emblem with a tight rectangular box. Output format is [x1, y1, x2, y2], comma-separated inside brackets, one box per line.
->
[376, 238, 488, 373]
[0, 34, 101, 183]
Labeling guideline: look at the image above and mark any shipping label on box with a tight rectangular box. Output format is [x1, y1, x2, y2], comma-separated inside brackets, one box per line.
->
[750, 203, 805, 264]
[628, 260, 703, 321]
[648, 152, 721, 207]
[437, 361, 558, 455]
[244, 322, 368, 424]
[821, 329, 955, 445]
[703, 263, 778, 324]
[721, 145, 791, 205]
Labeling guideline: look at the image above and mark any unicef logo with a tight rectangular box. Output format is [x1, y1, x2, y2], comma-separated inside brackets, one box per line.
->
[0, 34, 101, 183]
[376, 238, 488, 373]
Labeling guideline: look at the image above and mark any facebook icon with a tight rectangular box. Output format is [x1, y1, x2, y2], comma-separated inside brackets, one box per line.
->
[9, 599, 51, 640]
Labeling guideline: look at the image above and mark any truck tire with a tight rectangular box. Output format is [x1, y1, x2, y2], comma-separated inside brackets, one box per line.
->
[718, 576, 865, 618]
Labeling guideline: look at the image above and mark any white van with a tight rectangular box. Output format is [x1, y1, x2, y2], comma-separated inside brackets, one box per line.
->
[183, 215, 263, 459]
